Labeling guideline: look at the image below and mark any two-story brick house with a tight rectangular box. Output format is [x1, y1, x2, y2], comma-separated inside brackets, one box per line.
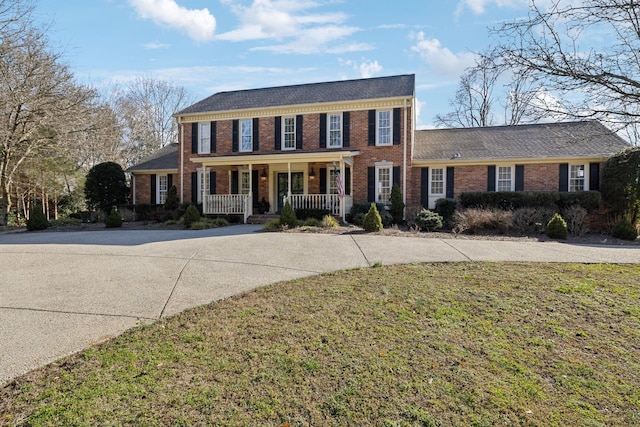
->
[128, 74, 630, 222]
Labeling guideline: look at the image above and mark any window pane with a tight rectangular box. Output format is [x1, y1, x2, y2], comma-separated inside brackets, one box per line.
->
[158, 175, 168, 204]
[199, 123, 210, 153]
[377, 167, 391, 204]
[328, 114, 342, 147]
[378, 110, 391, 145]
[431, 168, 444, 194]
[241, 120, 252, 151]
[570, 165, 585, 192]
[240, 171, 250, 195]
[283, 117, 295, 149]
[497, 166, 512, 192]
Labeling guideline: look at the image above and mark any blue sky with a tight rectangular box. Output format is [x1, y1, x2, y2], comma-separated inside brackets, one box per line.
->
[34, 0, 539, 129]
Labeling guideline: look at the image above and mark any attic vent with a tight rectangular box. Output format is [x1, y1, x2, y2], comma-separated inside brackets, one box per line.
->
[451, 152, 462, 159]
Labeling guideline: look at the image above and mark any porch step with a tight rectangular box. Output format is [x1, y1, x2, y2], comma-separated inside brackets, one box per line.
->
[246, 214, 279, 224]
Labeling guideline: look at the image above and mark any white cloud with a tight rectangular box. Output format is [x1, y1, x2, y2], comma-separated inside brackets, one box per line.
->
[217, 0, 370, 54]
[455, 0, 525, 15]
[411, 32, 477, 77]
[128, 0, 216, 42]
[340, 59, 383, 78]
[143, 42, 170, 49]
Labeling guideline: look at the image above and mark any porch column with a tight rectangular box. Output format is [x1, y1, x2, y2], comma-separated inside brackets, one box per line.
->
[287, 162, 292, 198]
[340, 159, 346, 222]
[248, 163, 253, 217]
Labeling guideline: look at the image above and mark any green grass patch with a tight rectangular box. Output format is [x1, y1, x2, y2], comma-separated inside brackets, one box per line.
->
[1, 263, 640, 426]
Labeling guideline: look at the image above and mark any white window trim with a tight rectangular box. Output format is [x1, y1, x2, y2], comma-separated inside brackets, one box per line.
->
[496, 165, 515, 192]
[569, 164, 588, 192]
[198, 122, 210, 154]
[240, 119, 253, 152]
[157, 174, 168, 205]
[429, 167, 445, 196]
[197, 168, 210, 204]
[240, 170, 251, 195]
[375, 161, 393, 205]
[282, 116, 296, 151]
[327, 113, 343, 148]
[376, 110, 392, 146]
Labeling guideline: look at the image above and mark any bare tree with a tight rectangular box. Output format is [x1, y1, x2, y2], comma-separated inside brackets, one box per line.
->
[435, 54, 543, 128]
[493, 0, 640, 138]
[112, 75, 192, 166]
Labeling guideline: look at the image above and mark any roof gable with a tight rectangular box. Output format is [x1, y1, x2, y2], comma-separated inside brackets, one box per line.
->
[126, 143, 178, 172]
[413, 121, 630, 163]
[178, 74, 415, 115]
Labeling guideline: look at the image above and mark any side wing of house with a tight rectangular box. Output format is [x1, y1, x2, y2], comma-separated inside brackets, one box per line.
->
[410, 121, 630, 209]
[126, 143, 179, 205]
[174, 74, 416, 220]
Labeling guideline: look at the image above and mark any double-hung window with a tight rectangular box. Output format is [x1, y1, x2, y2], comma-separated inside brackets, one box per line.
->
[497, 166, 513, 192]
[283, 116, 296, 150]
[328, 113, 342, 148]
[377, 110, 392, 146]
[430, 168, 444, 195]
[157, 175, 168, 205]
[376, 165, 392, 204]
[199, 122, 210, 154]
[240, 171, 250, 195]
[570, 164, 586, 192]
[196, 169, 210, 204]
[240, 119, 253, 152]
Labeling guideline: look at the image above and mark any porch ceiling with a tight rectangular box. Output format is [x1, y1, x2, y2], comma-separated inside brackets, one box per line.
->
[190, 150, 359, 167]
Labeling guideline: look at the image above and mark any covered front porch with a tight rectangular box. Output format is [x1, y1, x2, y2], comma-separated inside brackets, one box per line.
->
[192, 151, 358, 223]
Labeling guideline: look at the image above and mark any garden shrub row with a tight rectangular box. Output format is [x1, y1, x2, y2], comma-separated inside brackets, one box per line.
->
[458, 191, 601, 212]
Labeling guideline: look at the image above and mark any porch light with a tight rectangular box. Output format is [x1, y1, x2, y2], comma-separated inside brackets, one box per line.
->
[309, 167, 316, 179]
[261, 169, 267, 181]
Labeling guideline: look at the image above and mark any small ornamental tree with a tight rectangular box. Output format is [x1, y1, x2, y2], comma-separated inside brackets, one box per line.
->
[546, 213, 568, 240]
[183, 204, 200, 228]
[389, 184, 405, 224]
[164, 185, 179, 211]
[26, 203, 49, 231]
[84, 162, 128, 214]
[415, 209, 443, 232]
[105, 208, 123, 228]
[279, 200, 298, 228]
[363, 203, 383, 232]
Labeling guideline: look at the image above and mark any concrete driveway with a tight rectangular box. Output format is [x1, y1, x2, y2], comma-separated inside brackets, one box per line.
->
[1, 225, 639, 386]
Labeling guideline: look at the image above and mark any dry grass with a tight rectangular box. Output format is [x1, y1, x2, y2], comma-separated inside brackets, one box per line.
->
[2, 263, 639, 426]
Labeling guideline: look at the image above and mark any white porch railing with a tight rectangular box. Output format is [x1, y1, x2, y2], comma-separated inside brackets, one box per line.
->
[203, 193, 252, 223]
[285, 194, 353, 217]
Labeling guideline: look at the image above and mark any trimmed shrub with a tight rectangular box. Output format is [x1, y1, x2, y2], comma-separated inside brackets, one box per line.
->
[183, 204, 200, 228]
[190, 217, 230, 230]
[352, 212, 365, 227]
[84, 161, 128, 214]
[612, 218, 638, 241]
[279, 200, 298, 228]
[26, 205, 48, 231]
[434, 198, 457, 229]
[453, 208, 512, 234]
[262, 219, 281, 231]
[546, 213, 569, 240]
[105, 209, 123, 228]
[302, 217, 321, 227]
[363, 203, 383, 232]
[459, 190, 601, 212]
[389, 184, 405, 224]
[321, 215, 339, 228]
[601, 147, 640, 223]
[415, 209, 443, 232]
[164, 185, 179, 211]
[295, 208, 331, 221]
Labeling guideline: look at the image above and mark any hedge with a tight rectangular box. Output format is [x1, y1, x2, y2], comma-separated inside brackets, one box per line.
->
[458, 191, 601, 212]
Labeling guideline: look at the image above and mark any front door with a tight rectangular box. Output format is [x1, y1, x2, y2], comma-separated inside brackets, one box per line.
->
[277, 172, 303, 212]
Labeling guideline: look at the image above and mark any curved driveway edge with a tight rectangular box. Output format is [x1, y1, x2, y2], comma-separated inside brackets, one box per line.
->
[1, 225, 639, 386]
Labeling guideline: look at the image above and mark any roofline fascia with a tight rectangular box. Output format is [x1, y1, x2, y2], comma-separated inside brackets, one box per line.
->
[190, 151, 360, 167]
[128, 168, 178, 174]
[411, 156, 611, 167]
[174, 96, 414, 122]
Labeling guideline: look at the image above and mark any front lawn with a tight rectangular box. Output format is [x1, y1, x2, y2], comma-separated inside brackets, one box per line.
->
[2, 263, 639, 426]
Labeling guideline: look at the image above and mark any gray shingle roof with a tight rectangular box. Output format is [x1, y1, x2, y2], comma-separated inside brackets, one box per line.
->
[178, 74, 415, 115]
[413, 121, 630, 162]
[126, 143, 178, 172]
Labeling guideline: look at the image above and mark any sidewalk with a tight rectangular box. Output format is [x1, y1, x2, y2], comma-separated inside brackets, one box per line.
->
[1, 225, 639, 386]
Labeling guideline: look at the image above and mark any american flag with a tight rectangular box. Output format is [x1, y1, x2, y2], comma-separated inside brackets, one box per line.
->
[335, 171, 345, 199]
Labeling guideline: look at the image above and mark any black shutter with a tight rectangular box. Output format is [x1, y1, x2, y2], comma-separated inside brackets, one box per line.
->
[446, 167, 455, 199]
[589, 163, 600, 191]
[420, 167, 429, 208]
[487, 165, 496, 191]
[167, 174, 173, 190]
[275, 116, 282, 150]
[319, 168, 327, 194]
[209, 171, 216, 195]
[296, 115, 303, 150]
[191, 172, 197, 203]
[319, 113, 327, 148]
[343, 112, 350, 147]
[210, 121, 216, 153]
[253, 118, 259, 152]
[191, 123, 198, 154]
[345, 167, 351, 195]
[515, 165, 524, 192]
[559, 163, 569, 192]
[368, 110, 376, 146]
[367, 167, 376, 202]
[150, 174, 157, 204]
[393, 107, 401, 145]
[393, 166, 401, 189]
[232, 120, 239, 152]
[231, 170, 239, 194]
[252, 170, 259, 208]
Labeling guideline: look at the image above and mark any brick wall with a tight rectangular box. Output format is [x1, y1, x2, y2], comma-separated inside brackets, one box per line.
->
[133, 174, 151, 204]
